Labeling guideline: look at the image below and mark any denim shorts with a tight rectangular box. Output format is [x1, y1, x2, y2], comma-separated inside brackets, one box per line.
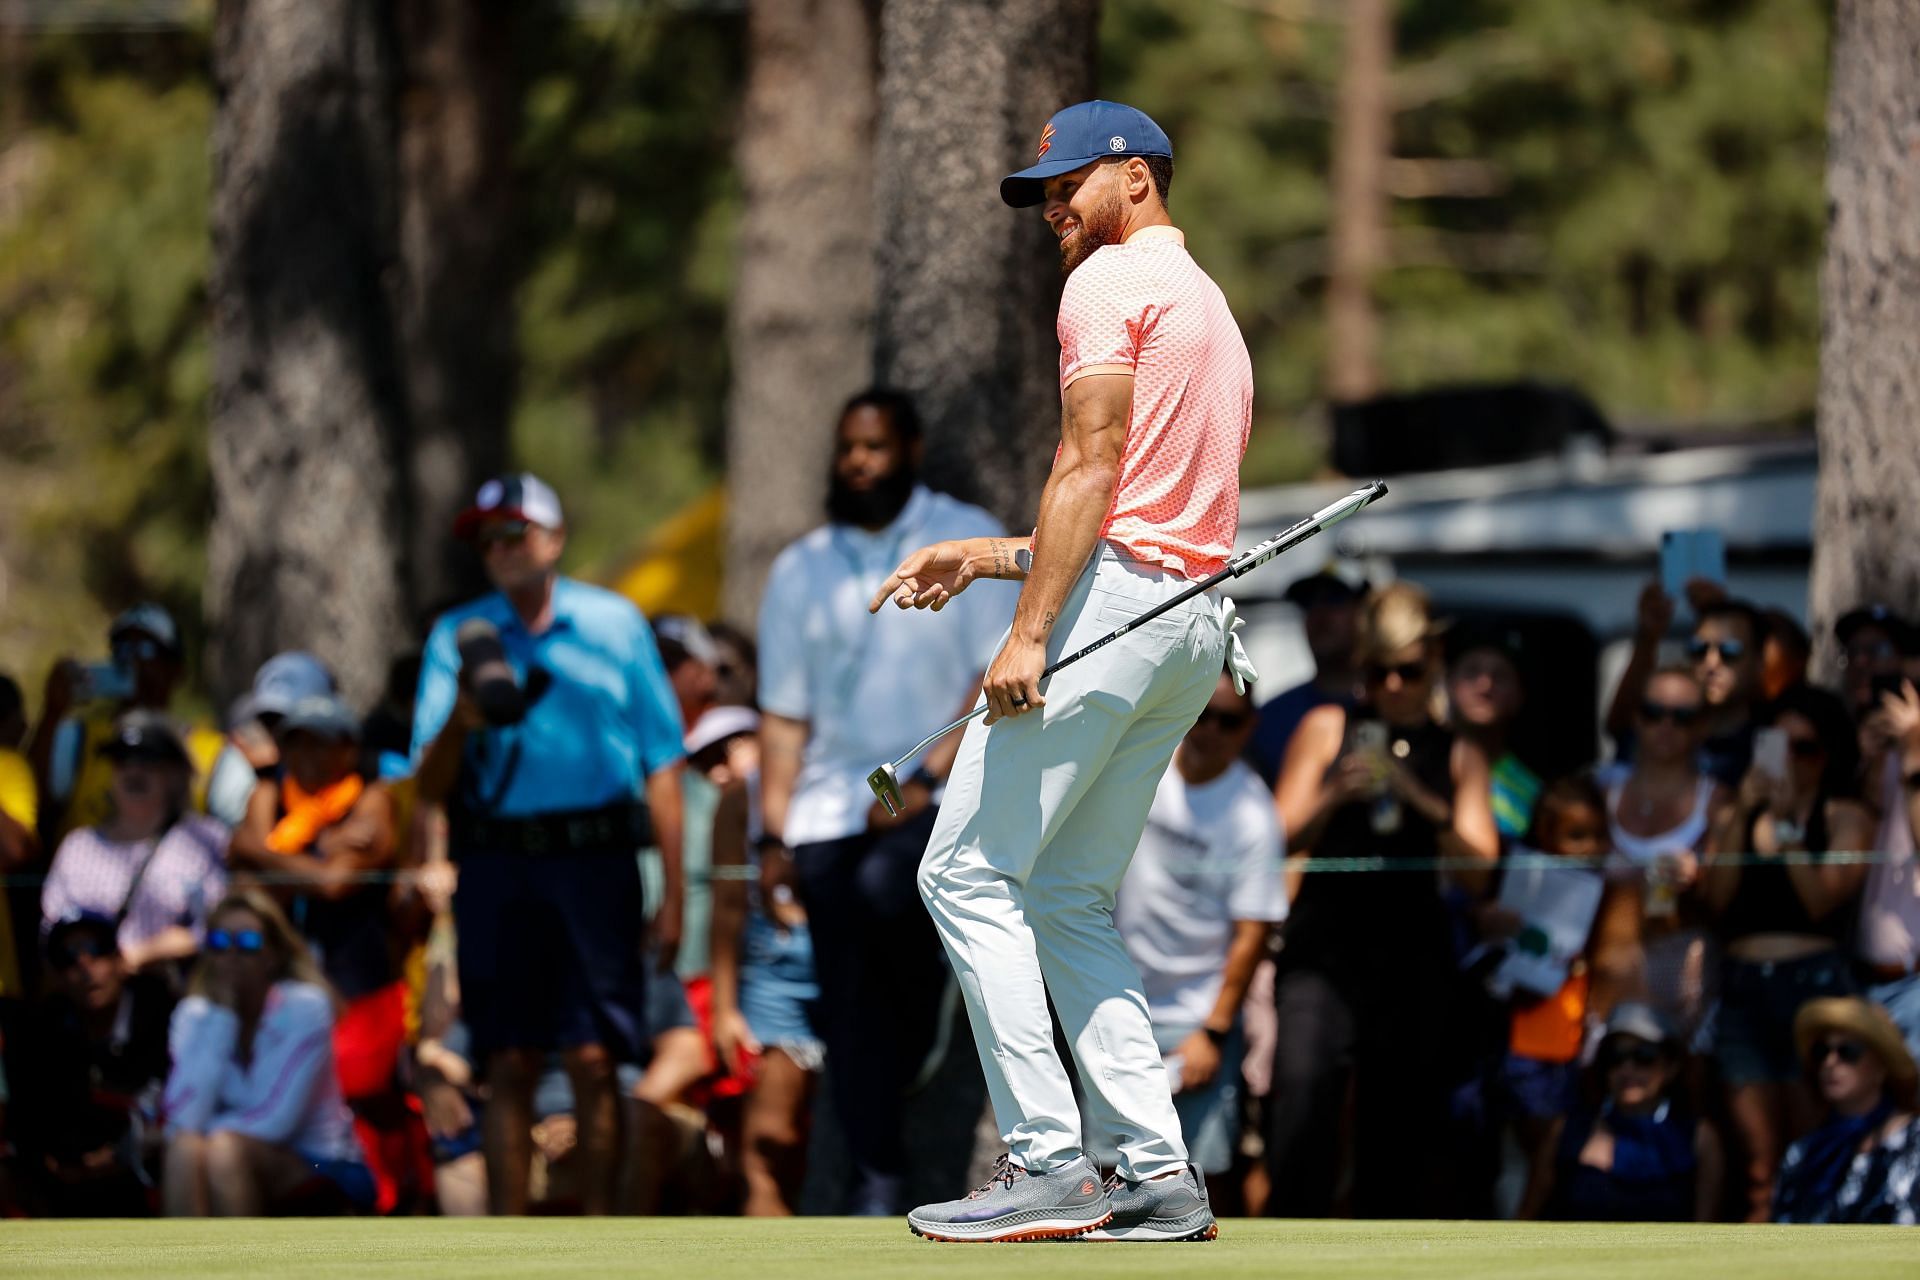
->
[740, 916, 825, 1069]
[1715, 949, 1854, 1086]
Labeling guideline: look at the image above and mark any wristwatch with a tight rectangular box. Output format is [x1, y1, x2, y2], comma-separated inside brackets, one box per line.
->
[1015, 546, 1033, 575]
[1203, 1026, 1230, 1048]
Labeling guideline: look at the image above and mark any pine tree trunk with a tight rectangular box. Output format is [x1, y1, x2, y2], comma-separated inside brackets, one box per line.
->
[206, 0, 411, 707]
[869, 0, 1100, 532]
[1326, 0, 1390, 403]
[721, 0, 879, 624]
[1807, 0, 1920, 676]
[393, 0, 520, 624]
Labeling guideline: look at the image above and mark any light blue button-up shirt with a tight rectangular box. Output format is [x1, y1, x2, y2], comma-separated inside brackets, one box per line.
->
[411, 578, 684, 818]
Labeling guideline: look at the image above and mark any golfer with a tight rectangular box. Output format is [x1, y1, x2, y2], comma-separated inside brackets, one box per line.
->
[870, 100, 1253, 1243]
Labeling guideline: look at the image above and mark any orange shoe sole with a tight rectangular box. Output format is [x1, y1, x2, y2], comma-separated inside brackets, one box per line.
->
[909, 1212, 1113, 1243]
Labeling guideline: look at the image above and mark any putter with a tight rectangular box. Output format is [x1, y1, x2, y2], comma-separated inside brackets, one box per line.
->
[867, 479, 1389, 815]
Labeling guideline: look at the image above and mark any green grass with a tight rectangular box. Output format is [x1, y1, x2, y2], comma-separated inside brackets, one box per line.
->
[2, 1218, 1915, 1279]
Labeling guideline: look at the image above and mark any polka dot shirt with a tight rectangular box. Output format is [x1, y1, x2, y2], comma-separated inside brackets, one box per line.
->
[1056, 225, 1253, 579]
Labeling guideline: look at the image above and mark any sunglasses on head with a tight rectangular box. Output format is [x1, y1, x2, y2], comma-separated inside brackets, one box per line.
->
[53, 936, 116, 969]
[1687, 636, 1747, 664]
[1639, 700, 1700, 727]
[1809, 1038, 1866, 1067]
[206, 928, 266, 955]
[1194, 707, 1252, 731]
[1604, 1042, 1666, 1069]
[1365, 661, 1426, 685]
[477, 520, 533, 547]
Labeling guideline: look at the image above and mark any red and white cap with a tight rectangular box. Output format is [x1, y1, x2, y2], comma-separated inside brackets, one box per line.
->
[452, 473, 565, 540]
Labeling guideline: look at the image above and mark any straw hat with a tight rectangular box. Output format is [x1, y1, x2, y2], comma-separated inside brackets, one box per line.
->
[1793, 997, 1918, 1108]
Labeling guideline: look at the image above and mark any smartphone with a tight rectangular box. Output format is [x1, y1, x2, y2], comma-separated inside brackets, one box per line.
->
[1871, 672, 1909, 704]
[1752, 726, 1789, 782]
[1660, 528, 1728, 599]
[1350, 721, 1388, 757]
[74, 660, 134, 703]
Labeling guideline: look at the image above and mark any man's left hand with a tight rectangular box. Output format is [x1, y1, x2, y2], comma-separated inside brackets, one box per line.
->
[983, 636, 1046, 725]
[1176, 1028, 1222, 1092]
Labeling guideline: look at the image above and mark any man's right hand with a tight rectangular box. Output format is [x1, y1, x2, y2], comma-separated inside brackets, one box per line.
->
[870, 540, 978, 613]
[448, 688, 487, 735]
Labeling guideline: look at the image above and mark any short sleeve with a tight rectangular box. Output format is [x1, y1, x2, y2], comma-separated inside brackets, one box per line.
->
[625, 611, 686, 776]
[756, 547, 813, 721]
[1057, 250, 1156, 388]
[410, 615, 463, 762]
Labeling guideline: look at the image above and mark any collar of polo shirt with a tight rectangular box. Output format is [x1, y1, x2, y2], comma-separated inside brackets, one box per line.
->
[1123, 224, 1185, 247]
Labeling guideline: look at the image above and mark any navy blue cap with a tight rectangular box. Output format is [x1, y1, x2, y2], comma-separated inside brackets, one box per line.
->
[1001, 100, 1172, 208]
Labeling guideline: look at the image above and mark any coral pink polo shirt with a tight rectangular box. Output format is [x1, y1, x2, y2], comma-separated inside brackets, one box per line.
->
[1057, 224, 1253, 579]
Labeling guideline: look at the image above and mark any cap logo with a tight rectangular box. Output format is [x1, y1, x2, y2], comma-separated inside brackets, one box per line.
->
[1037, 121, 1056, 159]
[1109, 135, 1126, 152]
[476, 478, 504, 510]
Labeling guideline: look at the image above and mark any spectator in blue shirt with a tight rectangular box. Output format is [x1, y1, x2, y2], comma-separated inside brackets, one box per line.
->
[413, 473, 685, 1216]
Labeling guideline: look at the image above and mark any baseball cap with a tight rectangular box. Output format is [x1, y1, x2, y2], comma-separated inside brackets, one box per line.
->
[685, 705, 760, 758]
[233, 651, 336, 725]
[452, 473, 565, 540]
[1600, 1001, 1678, 1053]
[278, 693, 361, 742]
[1282, 568, 1368, 610]
[97, 709, 191, 768]
[1835, 603, 1918, 653]
[109, 603, 181, 657]
[45, 908, 119, 956]
[654, 615, 719, 668]
[1000, 100, 1173, 208]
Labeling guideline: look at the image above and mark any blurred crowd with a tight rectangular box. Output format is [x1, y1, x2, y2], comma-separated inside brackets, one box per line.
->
[0, 391, 1916, 1226]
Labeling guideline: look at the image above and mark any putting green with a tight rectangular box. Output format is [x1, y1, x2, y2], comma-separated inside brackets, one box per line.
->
[3, 1217, 1914, 1278]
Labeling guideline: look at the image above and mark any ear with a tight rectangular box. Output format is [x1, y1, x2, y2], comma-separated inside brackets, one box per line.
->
[1123, 156, 1153, 203]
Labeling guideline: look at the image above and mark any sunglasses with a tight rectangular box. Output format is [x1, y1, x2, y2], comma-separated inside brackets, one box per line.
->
[1604, 1042, 1666, 1069]
[53, 936, 116, 969]
[477, 520, 533, 547]
[1194, 707, 1252, 731]
[1809, 1038, 1866, 1067]
[112, 637, 163, 662]
[206, 928, 266, 955]
[1365, 661, 1427, 685]
[1687, 637, 1747, 664]
[1639, 700, 1701, 727]
[1844, 641, 1897, 667]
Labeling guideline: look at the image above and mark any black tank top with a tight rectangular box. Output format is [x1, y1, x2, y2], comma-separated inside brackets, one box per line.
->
[1282, 713, 1456, 976]
[1719, 797, 1844, 942]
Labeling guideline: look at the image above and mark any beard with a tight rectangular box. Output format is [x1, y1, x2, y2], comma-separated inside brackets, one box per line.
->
[826, 461, 917, 529]
[1059, 188, 1129, 276]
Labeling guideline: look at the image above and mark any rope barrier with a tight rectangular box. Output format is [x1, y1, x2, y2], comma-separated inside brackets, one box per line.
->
[0, 848, 1894, 889]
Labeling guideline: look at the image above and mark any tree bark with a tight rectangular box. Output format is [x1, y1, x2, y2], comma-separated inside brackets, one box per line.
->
[869, 0, 1100, 533]
[1326, 0, 1390, 403]
[1808, 0, 1920, 677]
[207, 0, 411, 708]
[392, 0, 520, 625]
[721, 0, 879, 625]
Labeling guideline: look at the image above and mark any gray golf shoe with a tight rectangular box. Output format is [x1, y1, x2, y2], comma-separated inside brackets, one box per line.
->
[906, 1154, 1112, 1243]
[1083, 1165, 1218, 1242]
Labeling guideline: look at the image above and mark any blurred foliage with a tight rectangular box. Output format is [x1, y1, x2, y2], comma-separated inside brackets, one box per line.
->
[0, 24, 213, 695]
[1104, 0, 1829, 483]
[0, 0, 1830, 695]
[513, 5, 742, 573]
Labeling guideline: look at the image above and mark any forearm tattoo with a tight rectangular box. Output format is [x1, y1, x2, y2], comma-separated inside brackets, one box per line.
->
[990, 539, 1010, 579]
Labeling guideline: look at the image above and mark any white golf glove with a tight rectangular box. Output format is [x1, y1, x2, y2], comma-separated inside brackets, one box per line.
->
[1219, 595, 1259, 694]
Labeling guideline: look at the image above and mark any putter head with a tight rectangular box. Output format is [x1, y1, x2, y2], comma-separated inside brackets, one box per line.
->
[867, 762, 905, 817]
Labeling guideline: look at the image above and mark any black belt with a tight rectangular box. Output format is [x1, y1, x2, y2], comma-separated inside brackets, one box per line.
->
[451, 801, 651, 857]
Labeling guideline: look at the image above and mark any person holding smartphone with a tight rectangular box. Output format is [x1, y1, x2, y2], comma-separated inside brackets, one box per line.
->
[1267, 582, 1499, 1217]
[1705, 685, 1873, 1221]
